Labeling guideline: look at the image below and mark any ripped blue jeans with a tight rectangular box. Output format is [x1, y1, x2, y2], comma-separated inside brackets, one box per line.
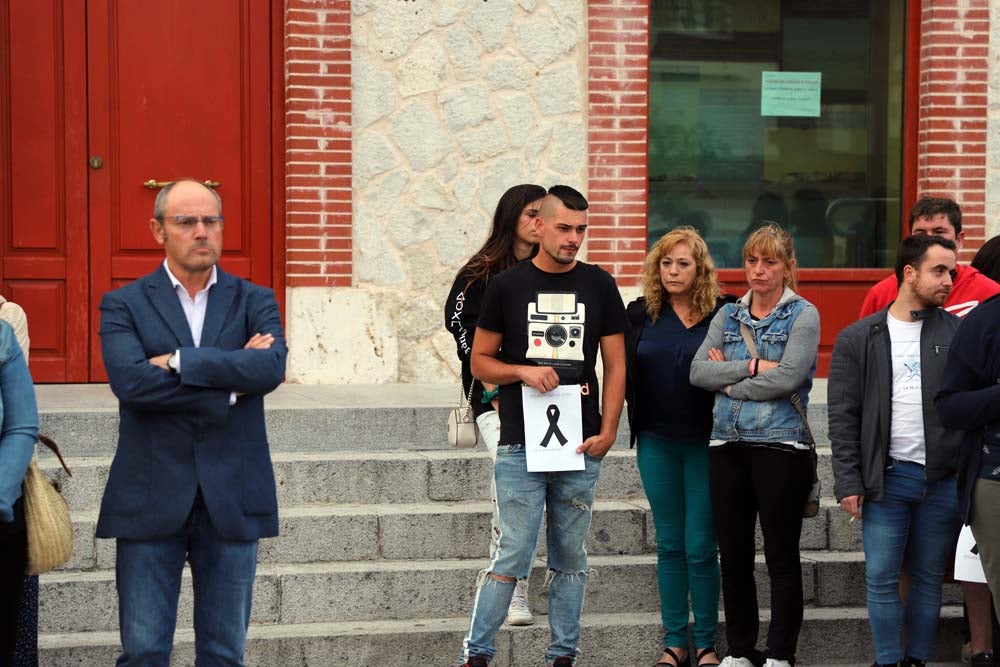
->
[461, 444, 602, 663]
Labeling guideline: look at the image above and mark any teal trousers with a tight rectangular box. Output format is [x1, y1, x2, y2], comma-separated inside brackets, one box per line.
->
[637, 432, 720, 649]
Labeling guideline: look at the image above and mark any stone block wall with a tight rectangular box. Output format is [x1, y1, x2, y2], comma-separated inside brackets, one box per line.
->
[288, 0, 590, 384]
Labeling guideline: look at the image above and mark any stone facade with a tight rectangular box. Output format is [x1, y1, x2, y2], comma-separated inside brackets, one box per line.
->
[288, 0, 588, 384]
[282, 0, 1000, 385]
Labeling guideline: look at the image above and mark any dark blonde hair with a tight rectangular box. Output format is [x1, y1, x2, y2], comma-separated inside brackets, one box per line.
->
[742, 223, 798, 291]
[641, 227, 721, 323]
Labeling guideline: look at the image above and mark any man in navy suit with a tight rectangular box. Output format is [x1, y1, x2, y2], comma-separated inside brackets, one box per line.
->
[97, 179, 286, 666]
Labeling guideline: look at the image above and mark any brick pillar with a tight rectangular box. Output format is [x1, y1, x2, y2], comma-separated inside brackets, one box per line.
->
[587, 0, 649, 285]
[284, 1, 352, 287]
[918, 0, 990, 260]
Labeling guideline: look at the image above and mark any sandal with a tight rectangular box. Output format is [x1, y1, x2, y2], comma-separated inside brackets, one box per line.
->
[696, 647, 720, 667]
[656, 647, 691, 667]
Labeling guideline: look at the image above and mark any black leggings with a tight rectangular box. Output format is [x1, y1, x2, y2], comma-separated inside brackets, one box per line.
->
[0, 497, 27, 667]
[710, 445, 812, 664]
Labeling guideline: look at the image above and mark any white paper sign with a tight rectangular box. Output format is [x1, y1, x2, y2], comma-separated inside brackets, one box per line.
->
[955, 524, 987, 583]
[522, 384, 584, 472]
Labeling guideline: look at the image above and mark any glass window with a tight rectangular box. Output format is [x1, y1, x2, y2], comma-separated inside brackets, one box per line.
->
[648, 0, 906, 268]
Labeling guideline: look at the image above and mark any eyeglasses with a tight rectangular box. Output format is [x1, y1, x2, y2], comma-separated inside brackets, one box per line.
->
[160, 215, 224, 232]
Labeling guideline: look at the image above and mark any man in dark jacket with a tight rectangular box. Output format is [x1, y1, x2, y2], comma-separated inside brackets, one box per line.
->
[936, 292, 1000, 620]
[829, 234, 963, 667]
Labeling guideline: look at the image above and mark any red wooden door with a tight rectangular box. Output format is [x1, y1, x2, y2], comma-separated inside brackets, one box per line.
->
[86, 0, 272, 380]
[1, 1, 274, 382]
[0, 1, 90, 382]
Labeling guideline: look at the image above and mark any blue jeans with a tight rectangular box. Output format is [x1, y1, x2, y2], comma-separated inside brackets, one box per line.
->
[115, 494, 259, 667]
[461, 444, 602, 663]
[862, 461, 961, 664]
[637, 433, 719, 650]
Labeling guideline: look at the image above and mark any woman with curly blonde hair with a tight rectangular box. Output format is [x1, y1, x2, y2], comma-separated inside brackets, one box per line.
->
[625, 227, 733, 667]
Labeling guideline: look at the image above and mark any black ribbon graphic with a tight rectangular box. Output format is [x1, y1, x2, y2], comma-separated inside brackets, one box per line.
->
[539, 404, 568, 448]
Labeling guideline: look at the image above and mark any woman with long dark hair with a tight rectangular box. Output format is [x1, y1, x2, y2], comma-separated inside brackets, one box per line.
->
[444, 183, 546, 626]
[626, 227, 731, 667]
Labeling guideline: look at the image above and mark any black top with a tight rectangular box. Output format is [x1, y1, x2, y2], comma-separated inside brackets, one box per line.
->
[625, 294, 735, 446]
[478, 260, 630, 447]
[935, 292, 1000, 521]
[444, 268, 492, 418]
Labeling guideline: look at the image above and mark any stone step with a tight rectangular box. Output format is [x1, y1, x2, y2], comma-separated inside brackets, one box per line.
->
[35, 383, 832, 456]
[38, 553, 964, 633]
[39, 445, 843, 520]
[61, 498, 864, 574]
[37, 607, 962, 667]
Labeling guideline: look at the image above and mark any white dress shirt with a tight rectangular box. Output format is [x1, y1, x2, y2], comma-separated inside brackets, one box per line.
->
[163, 260, 235, 404]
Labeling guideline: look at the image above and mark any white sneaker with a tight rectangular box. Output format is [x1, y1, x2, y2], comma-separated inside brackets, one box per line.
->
[506, 579, 533, 625]
[763, 660, 791, 667]
[719, 657, 756, 667]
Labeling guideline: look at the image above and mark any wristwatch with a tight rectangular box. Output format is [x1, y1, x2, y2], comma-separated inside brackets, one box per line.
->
[167, 350, 179, 375]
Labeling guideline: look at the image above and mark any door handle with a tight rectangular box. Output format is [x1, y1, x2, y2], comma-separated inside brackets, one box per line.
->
[143, 179, 221, 190]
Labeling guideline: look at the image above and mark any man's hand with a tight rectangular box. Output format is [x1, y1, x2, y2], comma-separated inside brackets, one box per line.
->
[707, 347, 725, 362]
[148, 353, 170, 370]
[517, 365, 560, 394]
[244, 333, 274, 350]
[577, 433, 614, 458]
[840, 494, 864, 520]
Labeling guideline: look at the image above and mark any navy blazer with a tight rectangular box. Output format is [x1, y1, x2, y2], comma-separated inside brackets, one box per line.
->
[96, 265, 287, 541]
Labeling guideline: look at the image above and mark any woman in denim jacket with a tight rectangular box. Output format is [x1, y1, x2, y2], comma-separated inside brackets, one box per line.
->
[0, 319, 41, 664]
[690, 224, 820, 667]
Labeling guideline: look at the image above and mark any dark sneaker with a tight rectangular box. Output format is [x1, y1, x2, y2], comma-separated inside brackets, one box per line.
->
[970, 653, 995, 667]
[461, 657, 489, 667]
[903, 659, 926, 667]
[551, 658, 574, 667]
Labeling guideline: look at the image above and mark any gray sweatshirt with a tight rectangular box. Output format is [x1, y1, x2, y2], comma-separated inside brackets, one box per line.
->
[689, 287, 820, 401]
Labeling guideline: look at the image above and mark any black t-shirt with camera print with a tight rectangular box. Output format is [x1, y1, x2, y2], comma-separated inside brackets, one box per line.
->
[477, 260, 629, 448]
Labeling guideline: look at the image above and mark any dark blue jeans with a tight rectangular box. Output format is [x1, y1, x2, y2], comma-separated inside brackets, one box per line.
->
[114, 495, 259, 667]
[862, 461, 961, 664]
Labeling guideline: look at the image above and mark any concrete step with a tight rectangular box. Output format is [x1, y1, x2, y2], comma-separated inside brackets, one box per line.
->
[38, 553, 965, 633]
[38, 450, 648, 513]
[37, 607, 963, 667]
[61, 498, 865, 574]
[39, 445, 844, 522]
[35, 383, 832, 456]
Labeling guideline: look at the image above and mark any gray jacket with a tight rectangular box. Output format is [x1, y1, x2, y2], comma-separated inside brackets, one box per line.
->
[827, 305, 962, 502]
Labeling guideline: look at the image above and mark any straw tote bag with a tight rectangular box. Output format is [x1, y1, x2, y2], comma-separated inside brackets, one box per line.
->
[22, 434, 73, 575]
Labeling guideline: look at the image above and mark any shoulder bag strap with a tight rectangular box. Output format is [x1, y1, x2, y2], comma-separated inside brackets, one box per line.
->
[738, 321, 757, 357]
[460, 378, 476, 409]
[37, 434, 72, 477]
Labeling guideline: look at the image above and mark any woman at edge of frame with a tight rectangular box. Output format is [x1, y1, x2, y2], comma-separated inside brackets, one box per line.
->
[0, 299, 41, 666]
[443, 183, 547, 627]
[625, 226, 734, 667]
[690, 223, 820, 667]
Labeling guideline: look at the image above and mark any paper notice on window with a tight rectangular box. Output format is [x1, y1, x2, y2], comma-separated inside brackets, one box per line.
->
[760, 71, 821, 117]
[522, 384, 584, 472]
[955, 524, 987, 583]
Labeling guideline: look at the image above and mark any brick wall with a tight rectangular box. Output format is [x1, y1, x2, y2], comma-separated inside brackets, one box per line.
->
[918, 0, 990, 262]
[587, 0, 649, 285]
[284, 0, 352, 287]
